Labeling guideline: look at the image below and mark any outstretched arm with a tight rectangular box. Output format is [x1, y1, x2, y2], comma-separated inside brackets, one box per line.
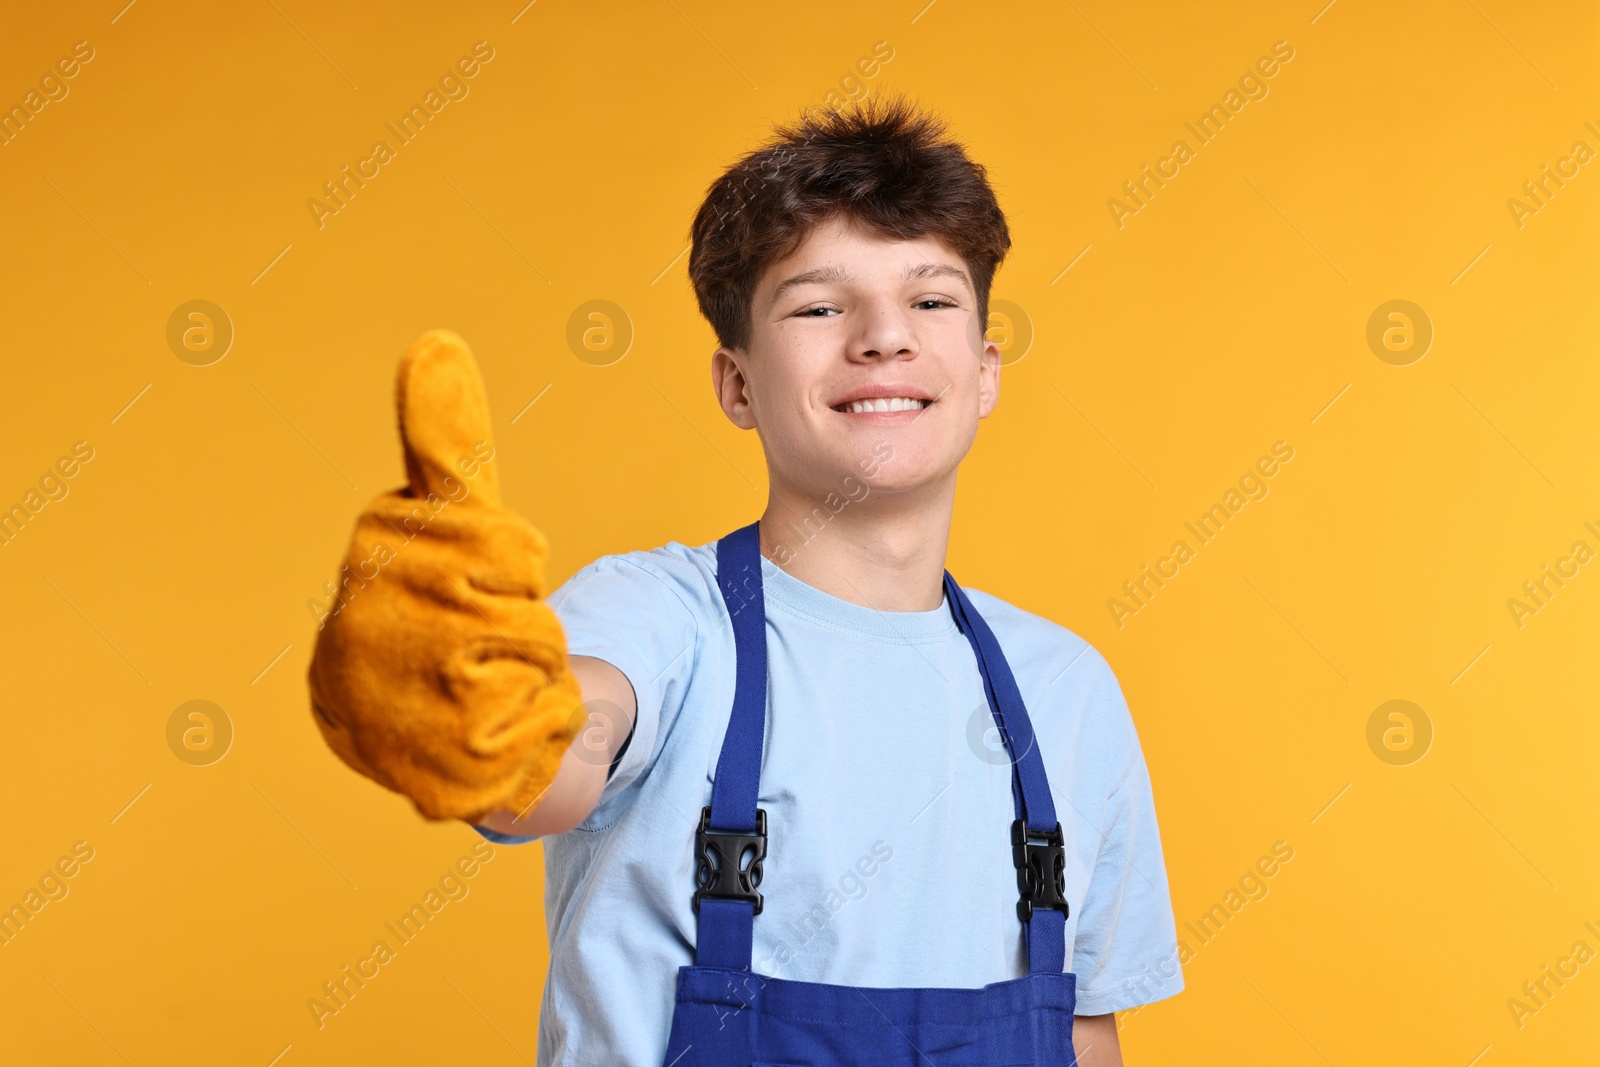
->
[308, 330, 588, 824]
[472, 654, 639, 838]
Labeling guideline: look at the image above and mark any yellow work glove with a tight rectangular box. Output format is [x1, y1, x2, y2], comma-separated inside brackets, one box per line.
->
[307, 329, 585, 824]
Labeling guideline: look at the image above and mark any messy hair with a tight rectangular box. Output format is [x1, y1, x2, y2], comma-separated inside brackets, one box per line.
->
[688, 93, 1012, 352]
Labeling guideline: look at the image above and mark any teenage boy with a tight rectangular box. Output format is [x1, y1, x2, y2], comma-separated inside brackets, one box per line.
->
[310, 95, 1183, 1066]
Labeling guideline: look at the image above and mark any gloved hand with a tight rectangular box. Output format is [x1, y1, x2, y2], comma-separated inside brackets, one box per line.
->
[307, 329, 586, 824]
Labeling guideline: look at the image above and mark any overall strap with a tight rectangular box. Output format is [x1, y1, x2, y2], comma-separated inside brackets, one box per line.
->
[695, 521, 769, 968]
[694, 521, 1066, 976]
[943, 573, 1068, 975]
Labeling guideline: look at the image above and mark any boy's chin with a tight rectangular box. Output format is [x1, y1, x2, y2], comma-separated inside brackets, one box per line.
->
[772, 441, 957, 500]
[842, 463, 953, 499]
[853, 472, 948, 498]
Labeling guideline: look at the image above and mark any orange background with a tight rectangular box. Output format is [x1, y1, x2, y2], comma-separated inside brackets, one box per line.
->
[2, 1, 1596, 1063]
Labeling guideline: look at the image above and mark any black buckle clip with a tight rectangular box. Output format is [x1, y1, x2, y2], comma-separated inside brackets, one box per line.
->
[693, 806, 767, 916]
[1012, 818, 1068, 924]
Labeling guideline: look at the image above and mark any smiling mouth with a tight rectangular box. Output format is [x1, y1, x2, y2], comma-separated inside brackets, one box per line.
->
[831, 397, 933, 414]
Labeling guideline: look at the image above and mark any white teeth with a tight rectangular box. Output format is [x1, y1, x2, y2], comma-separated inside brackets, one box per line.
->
[842, 397, 929, 414]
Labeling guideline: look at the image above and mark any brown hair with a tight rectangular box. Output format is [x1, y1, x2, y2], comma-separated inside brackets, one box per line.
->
[687, 93, 1012, 352]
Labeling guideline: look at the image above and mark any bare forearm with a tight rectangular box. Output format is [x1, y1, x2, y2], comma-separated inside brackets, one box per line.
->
[472, 655, 637, 837]
[1073, 1013, 1122, 1066]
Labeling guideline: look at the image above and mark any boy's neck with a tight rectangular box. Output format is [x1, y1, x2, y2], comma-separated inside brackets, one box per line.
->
[757, 478, 955, 613]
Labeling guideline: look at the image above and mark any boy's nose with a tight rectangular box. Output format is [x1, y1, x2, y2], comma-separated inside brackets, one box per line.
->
[850, 304, 919, 361]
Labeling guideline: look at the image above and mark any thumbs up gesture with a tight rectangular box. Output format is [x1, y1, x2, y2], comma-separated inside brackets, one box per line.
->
[307, 330, 585, 824]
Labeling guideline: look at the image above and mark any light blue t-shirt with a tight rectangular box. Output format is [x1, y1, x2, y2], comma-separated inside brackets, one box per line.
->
[475, 537, 1183, 1065]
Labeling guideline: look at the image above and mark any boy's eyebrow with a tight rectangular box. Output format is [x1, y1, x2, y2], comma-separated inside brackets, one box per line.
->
[769, 264, 851, 307]
[904, 261, 972, 292]
[767, 261, 973, 308]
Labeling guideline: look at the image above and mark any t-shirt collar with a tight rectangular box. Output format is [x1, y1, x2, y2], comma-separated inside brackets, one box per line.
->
[755, 553, 960, 642]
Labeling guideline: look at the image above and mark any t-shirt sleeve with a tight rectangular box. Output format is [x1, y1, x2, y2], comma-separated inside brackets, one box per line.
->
[470, 823, 538, 845]
[1069, 662, 1185, 1014]
[546, 553, 701, 812]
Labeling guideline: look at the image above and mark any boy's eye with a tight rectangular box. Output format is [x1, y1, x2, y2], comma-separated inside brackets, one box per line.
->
[794, 299, 958, 316]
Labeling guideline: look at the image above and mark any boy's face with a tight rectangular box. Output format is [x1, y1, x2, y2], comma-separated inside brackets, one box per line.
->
[712, 213, 1001, 506]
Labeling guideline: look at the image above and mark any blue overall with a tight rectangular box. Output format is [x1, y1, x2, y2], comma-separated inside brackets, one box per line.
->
[660, 522, 1079, 1065]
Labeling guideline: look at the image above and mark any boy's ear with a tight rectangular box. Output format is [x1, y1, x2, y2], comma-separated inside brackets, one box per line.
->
[977, 332, 1002, 418]
[711, 346, 757, 429]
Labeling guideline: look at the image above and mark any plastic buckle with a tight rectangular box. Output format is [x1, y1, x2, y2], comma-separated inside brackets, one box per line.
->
[1012, 818, 1068, 924]
[693, 806, 767, 916]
